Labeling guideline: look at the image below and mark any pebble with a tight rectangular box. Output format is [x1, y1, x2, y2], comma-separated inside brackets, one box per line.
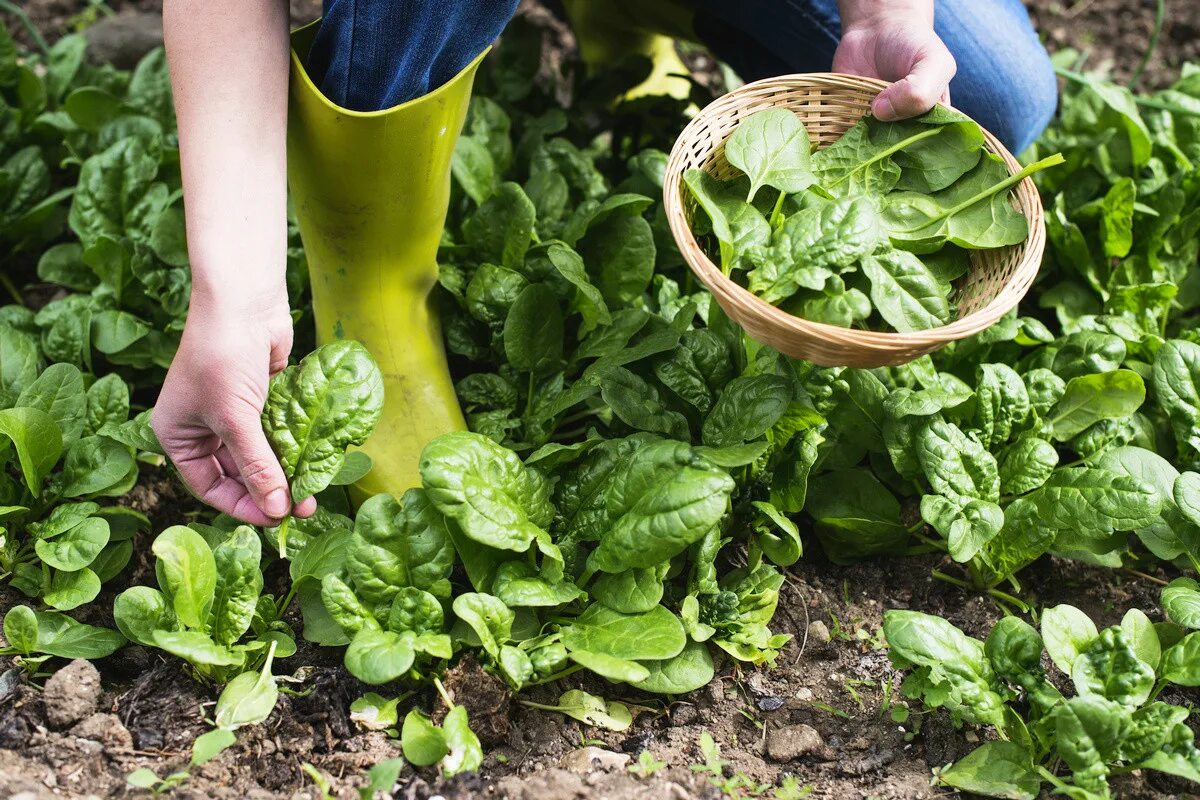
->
[70, 713, 134, 752]
[807, 620, 832, 642]
[795, 687, 814, 701]
[765, 723, 828, 762]
[755, 695, 785, 712]
[557, 746, 631, 773]
[42, 660, 101, 730]
[82, 12, 164, 69]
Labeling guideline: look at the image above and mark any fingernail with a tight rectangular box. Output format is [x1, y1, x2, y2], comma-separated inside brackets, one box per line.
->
[264, 489, 290, 518]
[874, 97, 896, 120]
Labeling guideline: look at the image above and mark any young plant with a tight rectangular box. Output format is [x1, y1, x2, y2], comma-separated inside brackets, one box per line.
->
[399, 679, 483, 777]
[1, 603, 124, 672]
[884, 606, 1200, 799]
[113, 525, 292, 684]
[0, 359, 147, 610]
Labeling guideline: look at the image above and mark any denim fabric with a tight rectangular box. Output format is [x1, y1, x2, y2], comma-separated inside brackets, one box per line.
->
[306, 0, 519, 111]
[307, 0, 1057, 153]
[690, 0, 1058, 154]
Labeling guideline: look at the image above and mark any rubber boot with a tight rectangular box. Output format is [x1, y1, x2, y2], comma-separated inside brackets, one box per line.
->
[561, 0, 696, 101]
[287, 22, 478, 500]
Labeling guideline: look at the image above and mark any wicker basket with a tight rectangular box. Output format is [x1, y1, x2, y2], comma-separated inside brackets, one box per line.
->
[663, 73, 1046, 368]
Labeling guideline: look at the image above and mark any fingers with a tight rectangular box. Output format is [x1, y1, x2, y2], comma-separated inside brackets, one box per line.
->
[873, 44, 957, 120]
[172, 448, 280, 527]
[294, 496, 318, 518]
[212, 406, 294, 521]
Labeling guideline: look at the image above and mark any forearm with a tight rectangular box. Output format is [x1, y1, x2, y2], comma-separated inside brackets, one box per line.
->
[838, 0, 934, 28]
[164, 0, 291, 314]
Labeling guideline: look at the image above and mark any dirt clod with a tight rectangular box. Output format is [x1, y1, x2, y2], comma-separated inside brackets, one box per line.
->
[42, 660, 102, 730]
[557, 746, 631, 773]
[70, 713, 133, 752]
[807, 620, 832, 642]
[81, 10, 163, 68]
[765, 723, 830, 762]
[437, 655, 511, 747]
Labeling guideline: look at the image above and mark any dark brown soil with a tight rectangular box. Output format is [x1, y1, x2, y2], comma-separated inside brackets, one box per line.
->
[2, 2, 1199, 799]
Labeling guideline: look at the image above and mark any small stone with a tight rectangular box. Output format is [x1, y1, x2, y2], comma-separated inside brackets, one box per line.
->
[807, 620, 832, 642]
[664, 783, 691, 799]
[70, 713, 133, 752]
[765, 724, 827, 762]
[755, 696, 785, 712]
[83, 12, 164, 69]
[42, 660, 101, 730]
[557, 746, 631, 773]
[795, 687, 814, 701]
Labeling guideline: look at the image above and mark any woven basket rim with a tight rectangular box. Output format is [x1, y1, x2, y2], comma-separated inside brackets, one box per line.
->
[663, 72, 1046, 355]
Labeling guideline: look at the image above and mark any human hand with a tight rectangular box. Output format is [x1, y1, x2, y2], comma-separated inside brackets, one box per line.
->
[833, 6, 957, 121]
[153, 289, 317, 525]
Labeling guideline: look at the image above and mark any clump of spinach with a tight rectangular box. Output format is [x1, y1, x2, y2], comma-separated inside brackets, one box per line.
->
[684, 107, 1062, 331]
[0, 356, 150, 610]
[2, 603, 124, 672]
[884, 603, 1200, 800]
[113, 525, 294, 686]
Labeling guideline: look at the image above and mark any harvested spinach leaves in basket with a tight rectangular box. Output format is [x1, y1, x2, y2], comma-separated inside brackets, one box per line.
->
[685, 108, 1063, 332]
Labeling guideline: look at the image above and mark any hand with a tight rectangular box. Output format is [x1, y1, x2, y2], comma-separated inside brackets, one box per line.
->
[833, 13, 957, 121]
[153, 290, 317, 525]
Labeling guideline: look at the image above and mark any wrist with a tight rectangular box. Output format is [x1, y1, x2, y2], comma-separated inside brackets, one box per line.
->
[838, 0, 933, 31]
[189, 271, 291, 321]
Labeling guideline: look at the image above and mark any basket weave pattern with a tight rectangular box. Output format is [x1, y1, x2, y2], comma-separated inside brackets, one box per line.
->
[663, 74, 1046, 368]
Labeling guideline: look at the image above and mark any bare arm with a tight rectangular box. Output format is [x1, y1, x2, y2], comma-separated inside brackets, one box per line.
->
[155, 0, 315, 524]
[835, 0, 956, 120]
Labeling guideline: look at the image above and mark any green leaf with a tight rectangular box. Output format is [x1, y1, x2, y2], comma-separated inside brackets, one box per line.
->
[113, 585, 177, 646]
[1161, 632, 1200, 686]
[632, 639, 715, 694]
[44, 568, 101, 611]
[440, 705, 483, 776]
[1042, 604, 1099, 674]
[85, 374, 131, 436]
[452, 592, 513, 659]
[34, 611, 124, 659]
[702, 375, 792, 448]
[152, 630, 243, 667]
[15, 363, 86, 447]
[723, 108, 817, 200]
[151, 526, 217, 630]
[1153, 340, 1200, 459]
[526, 689, 633, 731]
[1054, 696, 1127, 795]
[1071, 628, 1154, 706]
[58, 436, 137, 498]
[344, 629, 417, 685]
[420, 432, 552, 554]
[937, 741, 1040, 800]
[34, 517, 109, 571]
[68, 137, 167, 247]
[346, 489, 454, 607]
[191, 729, 236, 767]
[682, 169, 770, 256]
[562, 604, 686, 662]
[998, 437, 1059, 496]
[463, 181, 536, 268]
[1048, 370, 1146, 441]
[916, 419, 1000, 503]
[1031, 466, 1161, 537]
[262, 341, 385, 501]
[400, 710, 448, 766]
[209, 527, 263, 647]
[861, 248, 951, 332]
[0, 407, 63, 496]
[504, 283, 563, 374]
[1121, 608, 1161, 670]
[807, 470, 907, 563]
[3, 605, 38, 655]
[214, 662, 279, 730]
[1162, 577, 1200, 629]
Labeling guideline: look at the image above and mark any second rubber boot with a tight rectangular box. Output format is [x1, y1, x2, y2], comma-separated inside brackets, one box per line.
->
[561, 0, 696, 101]
[286, 22, 478, 500]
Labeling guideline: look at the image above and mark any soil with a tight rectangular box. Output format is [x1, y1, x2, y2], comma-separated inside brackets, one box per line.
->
[2, 2, 1200, 799]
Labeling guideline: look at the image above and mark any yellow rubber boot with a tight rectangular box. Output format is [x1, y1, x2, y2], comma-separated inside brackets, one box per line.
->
[561, 0, 696, 101]
[287, 22, 478, 500]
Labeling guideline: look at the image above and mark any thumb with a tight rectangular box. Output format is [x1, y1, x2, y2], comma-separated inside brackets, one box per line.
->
[873, 48, 956, 121]
[213, 408, 293, 520]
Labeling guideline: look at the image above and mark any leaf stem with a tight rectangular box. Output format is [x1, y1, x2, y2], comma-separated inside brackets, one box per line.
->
[903, 153, 1065, 233]
[433, 675, 454, 709]
[275, 582, 300, 617]
[0, 271, 24, 307]
[277, 516, 292, 560]
[930, 569, 970, 589]
[768, 191, 788, 230]
[0, 1, 50, 57]
[1129, 0, 1166, 91]
[526, 664, 585, 687]
[1122, 567, 1169, 587]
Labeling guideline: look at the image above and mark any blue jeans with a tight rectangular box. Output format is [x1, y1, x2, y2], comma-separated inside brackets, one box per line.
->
[306, 0, 1056, 153]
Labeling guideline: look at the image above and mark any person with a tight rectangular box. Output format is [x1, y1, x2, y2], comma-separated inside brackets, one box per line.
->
[153, 0, 1058, 526]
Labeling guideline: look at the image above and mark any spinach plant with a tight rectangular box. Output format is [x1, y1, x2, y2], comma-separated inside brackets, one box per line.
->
[262, 340, 384, 556]
[884, 605, 1200, 799]
[1, 603, 124, 672]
